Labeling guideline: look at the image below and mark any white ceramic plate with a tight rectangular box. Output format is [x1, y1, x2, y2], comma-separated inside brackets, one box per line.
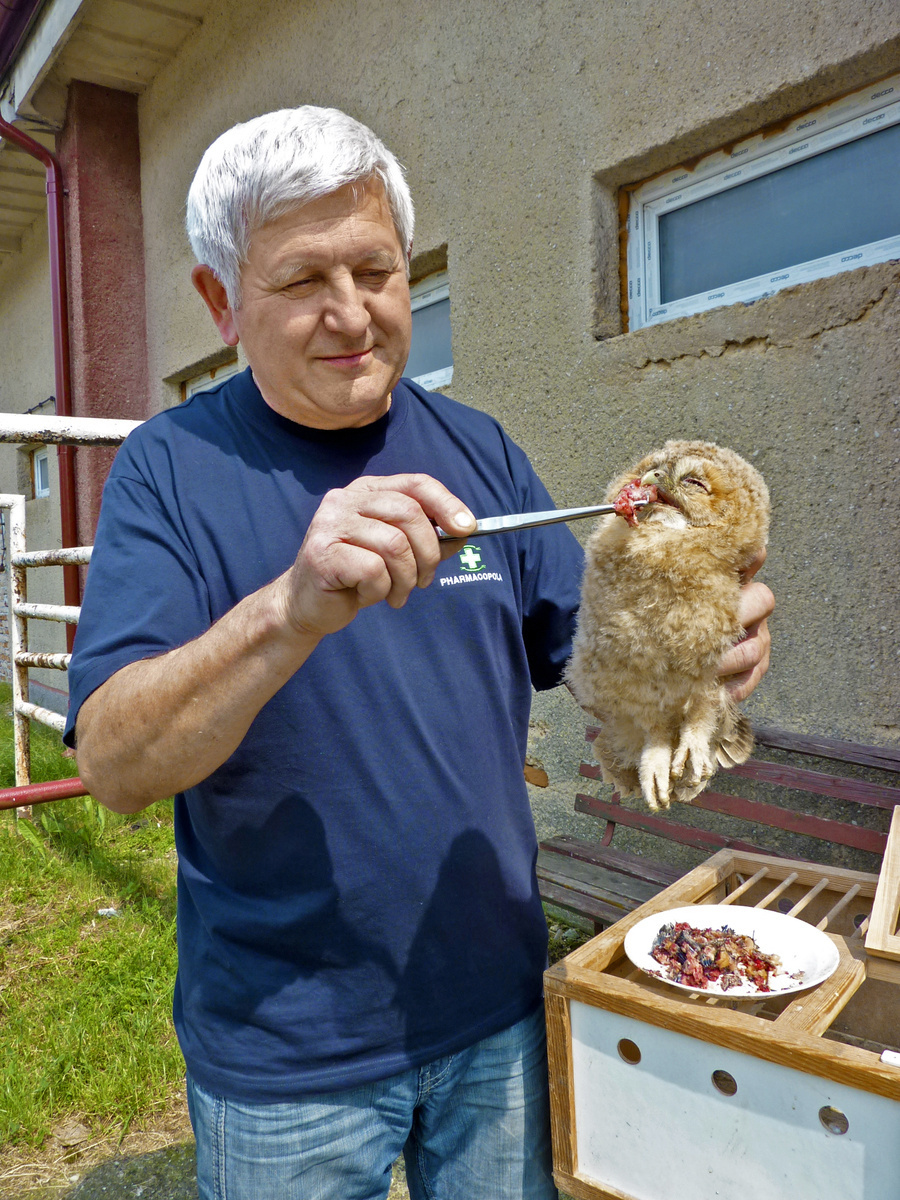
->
[623, 904, 841, 998]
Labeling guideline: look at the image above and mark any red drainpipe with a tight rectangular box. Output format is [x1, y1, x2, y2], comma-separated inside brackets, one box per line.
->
[0, 115, 80, 647]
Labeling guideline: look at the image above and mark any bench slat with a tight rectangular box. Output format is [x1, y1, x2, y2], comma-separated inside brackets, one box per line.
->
[537, 878, 634, 926]
[727, 760, 900, 810]
[690, 789, 888, 853]
[537, 853, 668, 908]
[539, 834, 682, 888]
[753, 726, 900, 774]
[540, 844, 672, 902]
[574, 793, 787, 857]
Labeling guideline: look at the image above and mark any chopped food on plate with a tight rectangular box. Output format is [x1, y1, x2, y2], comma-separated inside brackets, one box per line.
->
[649, 920, 798, 992]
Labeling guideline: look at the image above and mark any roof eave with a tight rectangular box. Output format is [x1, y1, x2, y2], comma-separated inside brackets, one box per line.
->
[0, 0, 47, 90]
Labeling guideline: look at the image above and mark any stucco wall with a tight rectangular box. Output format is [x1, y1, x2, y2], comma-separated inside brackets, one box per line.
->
[0, 219, 68, 710]
[0, 216, 54, 430]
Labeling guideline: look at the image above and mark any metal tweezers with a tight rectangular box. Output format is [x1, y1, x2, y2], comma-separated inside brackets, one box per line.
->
[436, 501, 646, 541]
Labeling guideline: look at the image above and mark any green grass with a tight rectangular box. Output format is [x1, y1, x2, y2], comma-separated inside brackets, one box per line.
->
[0, 686, 181, 1149]
[546, 916, 592, 965]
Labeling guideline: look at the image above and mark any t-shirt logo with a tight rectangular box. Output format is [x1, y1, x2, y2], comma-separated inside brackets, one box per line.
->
[458, 544, 485, 572]
[438, 543, 503, 588]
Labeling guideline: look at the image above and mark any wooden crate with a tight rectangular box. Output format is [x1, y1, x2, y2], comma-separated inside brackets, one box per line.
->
[544, 849, 900, 1200]
[866, 806, 900, 963]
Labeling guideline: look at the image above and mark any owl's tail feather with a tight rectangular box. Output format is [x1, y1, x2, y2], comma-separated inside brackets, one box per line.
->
[715, 708, 755, 768]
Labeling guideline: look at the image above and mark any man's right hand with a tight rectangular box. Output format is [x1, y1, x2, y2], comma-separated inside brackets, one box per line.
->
[276, 474, 477, 639]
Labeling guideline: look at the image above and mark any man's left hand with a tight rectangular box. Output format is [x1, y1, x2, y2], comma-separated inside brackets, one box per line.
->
[719, 548, 774, 702]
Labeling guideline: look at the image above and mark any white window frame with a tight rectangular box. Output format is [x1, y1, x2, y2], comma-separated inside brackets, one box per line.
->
[626, 73, 900, 330]
[33, 447, 50, 498]
[409, 272, 453, 390]
[181, 358, 241, 402]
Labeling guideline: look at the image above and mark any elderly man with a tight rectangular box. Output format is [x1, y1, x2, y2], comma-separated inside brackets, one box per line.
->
[66, 107, 773, 1200]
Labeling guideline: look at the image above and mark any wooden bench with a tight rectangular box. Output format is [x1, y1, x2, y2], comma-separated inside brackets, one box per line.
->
[538, 724, 900, 933]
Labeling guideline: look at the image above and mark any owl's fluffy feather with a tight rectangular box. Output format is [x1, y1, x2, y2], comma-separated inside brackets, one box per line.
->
[565, 440, 770, 810]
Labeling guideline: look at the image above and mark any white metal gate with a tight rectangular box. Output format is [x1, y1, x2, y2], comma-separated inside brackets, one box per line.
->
[0, 412, 141, 805]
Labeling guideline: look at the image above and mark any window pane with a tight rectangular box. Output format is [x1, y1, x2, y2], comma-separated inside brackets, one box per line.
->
[406, 296, 452, 382]
[35, 451, 49, 495]
[658, 121, 900, 303]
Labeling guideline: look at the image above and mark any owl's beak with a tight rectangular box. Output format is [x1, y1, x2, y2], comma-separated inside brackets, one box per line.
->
[640, 468, 677, 509]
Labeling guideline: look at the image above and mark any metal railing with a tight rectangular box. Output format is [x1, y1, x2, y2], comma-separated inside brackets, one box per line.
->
[0, 412, 140, 810]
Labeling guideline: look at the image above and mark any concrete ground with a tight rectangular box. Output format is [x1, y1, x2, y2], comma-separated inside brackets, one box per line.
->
[55, 1145, 574, 1199]
[58, 1146, 408, 1199]
[59, 1144, 197, 1200]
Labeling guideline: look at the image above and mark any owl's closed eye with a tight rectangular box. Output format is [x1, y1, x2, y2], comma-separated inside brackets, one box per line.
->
[565, 440, 770, 811]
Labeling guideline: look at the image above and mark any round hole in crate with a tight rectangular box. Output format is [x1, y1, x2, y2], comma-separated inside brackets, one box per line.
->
[711, 1069, 738, 1096]
[617, 1039, 641, 1065]
[853, 912, 867, 929]
[819, 1106, 850, 1135]
[777, 898, 793, 914]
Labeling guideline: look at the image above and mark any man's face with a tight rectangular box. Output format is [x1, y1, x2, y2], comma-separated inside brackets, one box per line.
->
[199, 181, 412, 429]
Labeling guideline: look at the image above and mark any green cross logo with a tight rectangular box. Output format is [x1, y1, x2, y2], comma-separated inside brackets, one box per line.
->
[458, 544, 485, 572]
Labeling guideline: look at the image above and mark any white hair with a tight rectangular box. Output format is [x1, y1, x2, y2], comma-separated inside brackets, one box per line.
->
[186, 106, 415, 306]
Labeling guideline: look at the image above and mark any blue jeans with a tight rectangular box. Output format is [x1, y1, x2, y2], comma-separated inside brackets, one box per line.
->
[186, 1006, 557, 1200]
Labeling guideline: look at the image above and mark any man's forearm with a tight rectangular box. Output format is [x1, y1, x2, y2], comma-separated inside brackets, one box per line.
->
[74, 474, 478, 813]
[75, 575, 322, 813]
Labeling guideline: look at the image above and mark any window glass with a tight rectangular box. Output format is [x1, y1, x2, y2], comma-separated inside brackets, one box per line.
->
[658, 121, 900, 303]
[406, 272, 453, 390]
[33, 448, 50, 498]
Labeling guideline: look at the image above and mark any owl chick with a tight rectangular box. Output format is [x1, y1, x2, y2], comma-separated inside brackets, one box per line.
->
[565, 440, 770, 811]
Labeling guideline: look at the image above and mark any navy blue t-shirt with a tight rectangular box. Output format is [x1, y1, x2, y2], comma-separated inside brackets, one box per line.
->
[65, 370, 584, 1100]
